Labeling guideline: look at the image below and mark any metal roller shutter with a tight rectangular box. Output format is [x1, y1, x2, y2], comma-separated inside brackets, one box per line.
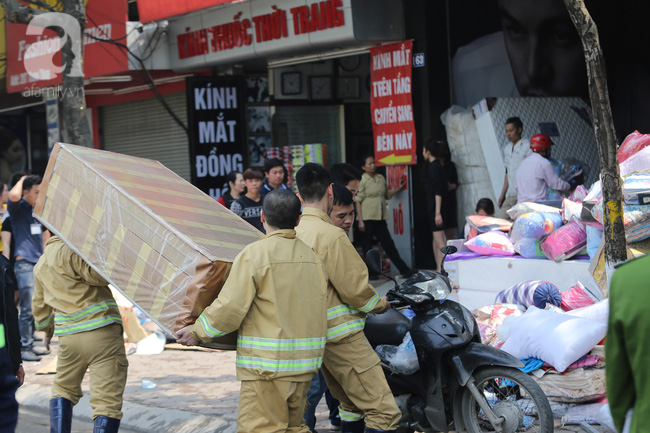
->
[100, 92, 191, 181]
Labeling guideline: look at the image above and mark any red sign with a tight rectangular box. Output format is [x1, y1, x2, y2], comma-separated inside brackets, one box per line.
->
[5, 0, 127, 93]
[138, 0, 241, 24]
[369, 41, 416, 166]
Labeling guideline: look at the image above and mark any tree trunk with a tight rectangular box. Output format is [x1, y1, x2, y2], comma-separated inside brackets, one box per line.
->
[60, 0, 92, 147]
[563, 0, 627, 271]
[1, 0, 93, 148]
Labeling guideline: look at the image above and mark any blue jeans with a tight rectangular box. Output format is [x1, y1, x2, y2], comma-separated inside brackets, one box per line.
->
[15, 259, 35, 351]
[304, 370, 340, 431]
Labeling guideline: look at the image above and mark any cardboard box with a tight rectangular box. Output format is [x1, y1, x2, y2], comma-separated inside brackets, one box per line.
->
[34, 143, 262, 337]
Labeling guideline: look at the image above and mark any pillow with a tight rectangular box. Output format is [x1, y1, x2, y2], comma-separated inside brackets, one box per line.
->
[540, 218, 587, 262]
[500, 307, 607, 372]
[494, 280, 561, 309]
[464, 231, 515, 256]
[509, 212, 563, 244]
[466, 215, 513, 240]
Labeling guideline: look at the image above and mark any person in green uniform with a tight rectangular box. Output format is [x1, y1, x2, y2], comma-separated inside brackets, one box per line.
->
[606, 254, 650, 433]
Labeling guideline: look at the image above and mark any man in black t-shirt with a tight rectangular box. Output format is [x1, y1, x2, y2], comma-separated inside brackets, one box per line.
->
[230, 168, 265, 233]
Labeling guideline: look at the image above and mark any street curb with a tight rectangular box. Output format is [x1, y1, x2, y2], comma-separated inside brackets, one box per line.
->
[16, 384, 237, 433]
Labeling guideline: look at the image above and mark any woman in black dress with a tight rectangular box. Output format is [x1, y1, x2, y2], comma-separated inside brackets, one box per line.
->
[421, 139, 457, 271]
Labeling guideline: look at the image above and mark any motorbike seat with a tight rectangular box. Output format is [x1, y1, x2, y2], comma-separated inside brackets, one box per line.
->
[364, 309, 411, 347]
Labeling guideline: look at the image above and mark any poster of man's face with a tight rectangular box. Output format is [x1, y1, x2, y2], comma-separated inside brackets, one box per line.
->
[447, 0, 650, 139]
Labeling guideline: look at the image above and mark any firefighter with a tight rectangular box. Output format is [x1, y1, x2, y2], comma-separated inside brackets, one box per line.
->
[32, 236, 127, 433]
[177, 189, 329, 433]
[295, 163, 401, 433]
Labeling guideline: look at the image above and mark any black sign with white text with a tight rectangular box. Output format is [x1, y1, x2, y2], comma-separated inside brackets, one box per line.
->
[187, 77, 246, 199]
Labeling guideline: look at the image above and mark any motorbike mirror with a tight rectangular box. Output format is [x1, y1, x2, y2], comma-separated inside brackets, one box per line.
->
[365, 249, 382, 275]
[440, 245, 458, 255]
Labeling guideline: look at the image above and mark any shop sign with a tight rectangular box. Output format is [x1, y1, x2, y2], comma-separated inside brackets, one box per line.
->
[370, 40, 417, 166]
[387, 165, 413, 268]
[168, 0, 353, 71]
[186, 76, 246, 199]
[4, 0, 127, 94]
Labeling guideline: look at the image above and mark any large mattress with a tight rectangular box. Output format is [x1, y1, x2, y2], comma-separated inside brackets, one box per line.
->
[33, 143, 262, 338]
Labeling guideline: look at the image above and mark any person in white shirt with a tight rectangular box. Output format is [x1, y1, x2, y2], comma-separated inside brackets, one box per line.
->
[497, 117, 532, 219]
[515, 134, 571, 203]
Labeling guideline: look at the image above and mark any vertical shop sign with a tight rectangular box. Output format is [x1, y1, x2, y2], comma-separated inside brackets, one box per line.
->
[387, 165, 412, 269]
[186, 76, 246, 199]
[370, 40, 416, 166]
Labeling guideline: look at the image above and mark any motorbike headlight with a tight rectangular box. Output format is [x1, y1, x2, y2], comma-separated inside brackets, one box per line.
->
[402, 292, 433, 303]
[412, 278, 451, 301]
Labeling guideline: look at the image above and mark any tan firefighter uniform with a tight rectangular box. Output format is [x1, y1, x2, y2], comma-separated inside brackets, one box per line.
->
[32, 236, 127, 420]
[296, 208, 401, 430]
[188, 229, 328, 433]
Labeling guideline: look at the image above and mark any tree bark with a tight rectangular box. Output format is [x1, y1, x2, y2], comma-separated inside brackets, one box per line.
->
[59, 0, 92, 147]
[563, 0, 627, 269]
[1, 0, 93, 148]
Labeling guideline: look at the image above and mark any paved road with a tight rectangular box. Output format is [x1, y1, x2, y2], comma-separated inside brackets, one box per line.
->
[17, 406, 140, 433]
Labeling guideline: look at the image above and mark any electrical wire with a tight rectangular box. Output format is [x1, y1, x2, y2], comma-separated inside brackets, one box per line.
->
[85, 33, 189, 135]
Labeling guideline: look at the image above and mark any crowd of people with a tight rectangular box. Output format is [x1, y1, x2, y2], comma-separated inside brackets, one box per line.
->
[0, 117, 585, 432]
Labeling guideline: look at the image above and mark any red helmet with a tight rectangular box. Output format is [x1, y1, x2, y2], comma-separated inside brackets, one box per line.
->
[530, 134, 553, 152]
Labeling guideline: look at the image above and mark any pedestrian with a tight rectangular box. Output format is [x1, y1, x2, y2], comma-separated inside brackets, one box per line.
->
[7, 175, 50, 362]
[303, 184, 357, 432]
[260, 158, 290, 197]
[230, 168, 265, 233]
[295, 163, 401, 433]
[32, 236, 127, 433]
[177, 189, 329, 433]
[497, 117, 532, 218]
[217, 170, 245, 209]
[421, 140, 451, 271]
[475, 198, 495, 217]
[515, 134, 571, 203]
[355, 155, 415, 279]
[440, 140, 459, 241]
[0, 329, 19, 433]
[1, 251, 23, 388]
[606, 254, 650, 433]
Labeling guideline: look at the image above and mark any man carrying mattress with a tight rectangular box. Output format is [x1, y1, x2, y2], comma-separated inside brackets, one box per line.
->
[177, 189, 329, 432]
[32, 236, 127, 433]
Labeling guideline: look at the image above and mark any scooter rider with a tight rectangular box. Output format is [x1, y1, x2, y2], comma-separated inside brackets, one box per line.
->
[295, 163, 402, 433]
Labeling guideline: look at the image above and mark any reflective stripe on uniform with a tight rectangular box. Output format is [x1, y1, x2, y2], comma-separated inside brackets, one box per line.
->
[358, 293, 380, 313]
[326, 319, 365, 341]
[327, 304, 360, 320]
[0, 324, 5, 348]
[236, 355, 323, 372]
[54, 315, 122, 336]
[54, 300, 118, 324]
[36, 313, 53, 329]
[198, 314, 227, 338]
[339, 409, 363, 422]
[237, 336, 326, 351]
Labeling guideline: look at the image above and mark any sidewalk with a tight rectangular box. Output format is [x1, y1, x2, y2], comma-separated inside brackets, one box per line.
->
[15, 275, 604, 432]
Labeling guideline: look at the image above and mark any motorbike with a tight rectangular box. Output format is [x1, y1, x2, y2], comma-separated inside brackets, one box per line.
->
[364, 246, 553, 433]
